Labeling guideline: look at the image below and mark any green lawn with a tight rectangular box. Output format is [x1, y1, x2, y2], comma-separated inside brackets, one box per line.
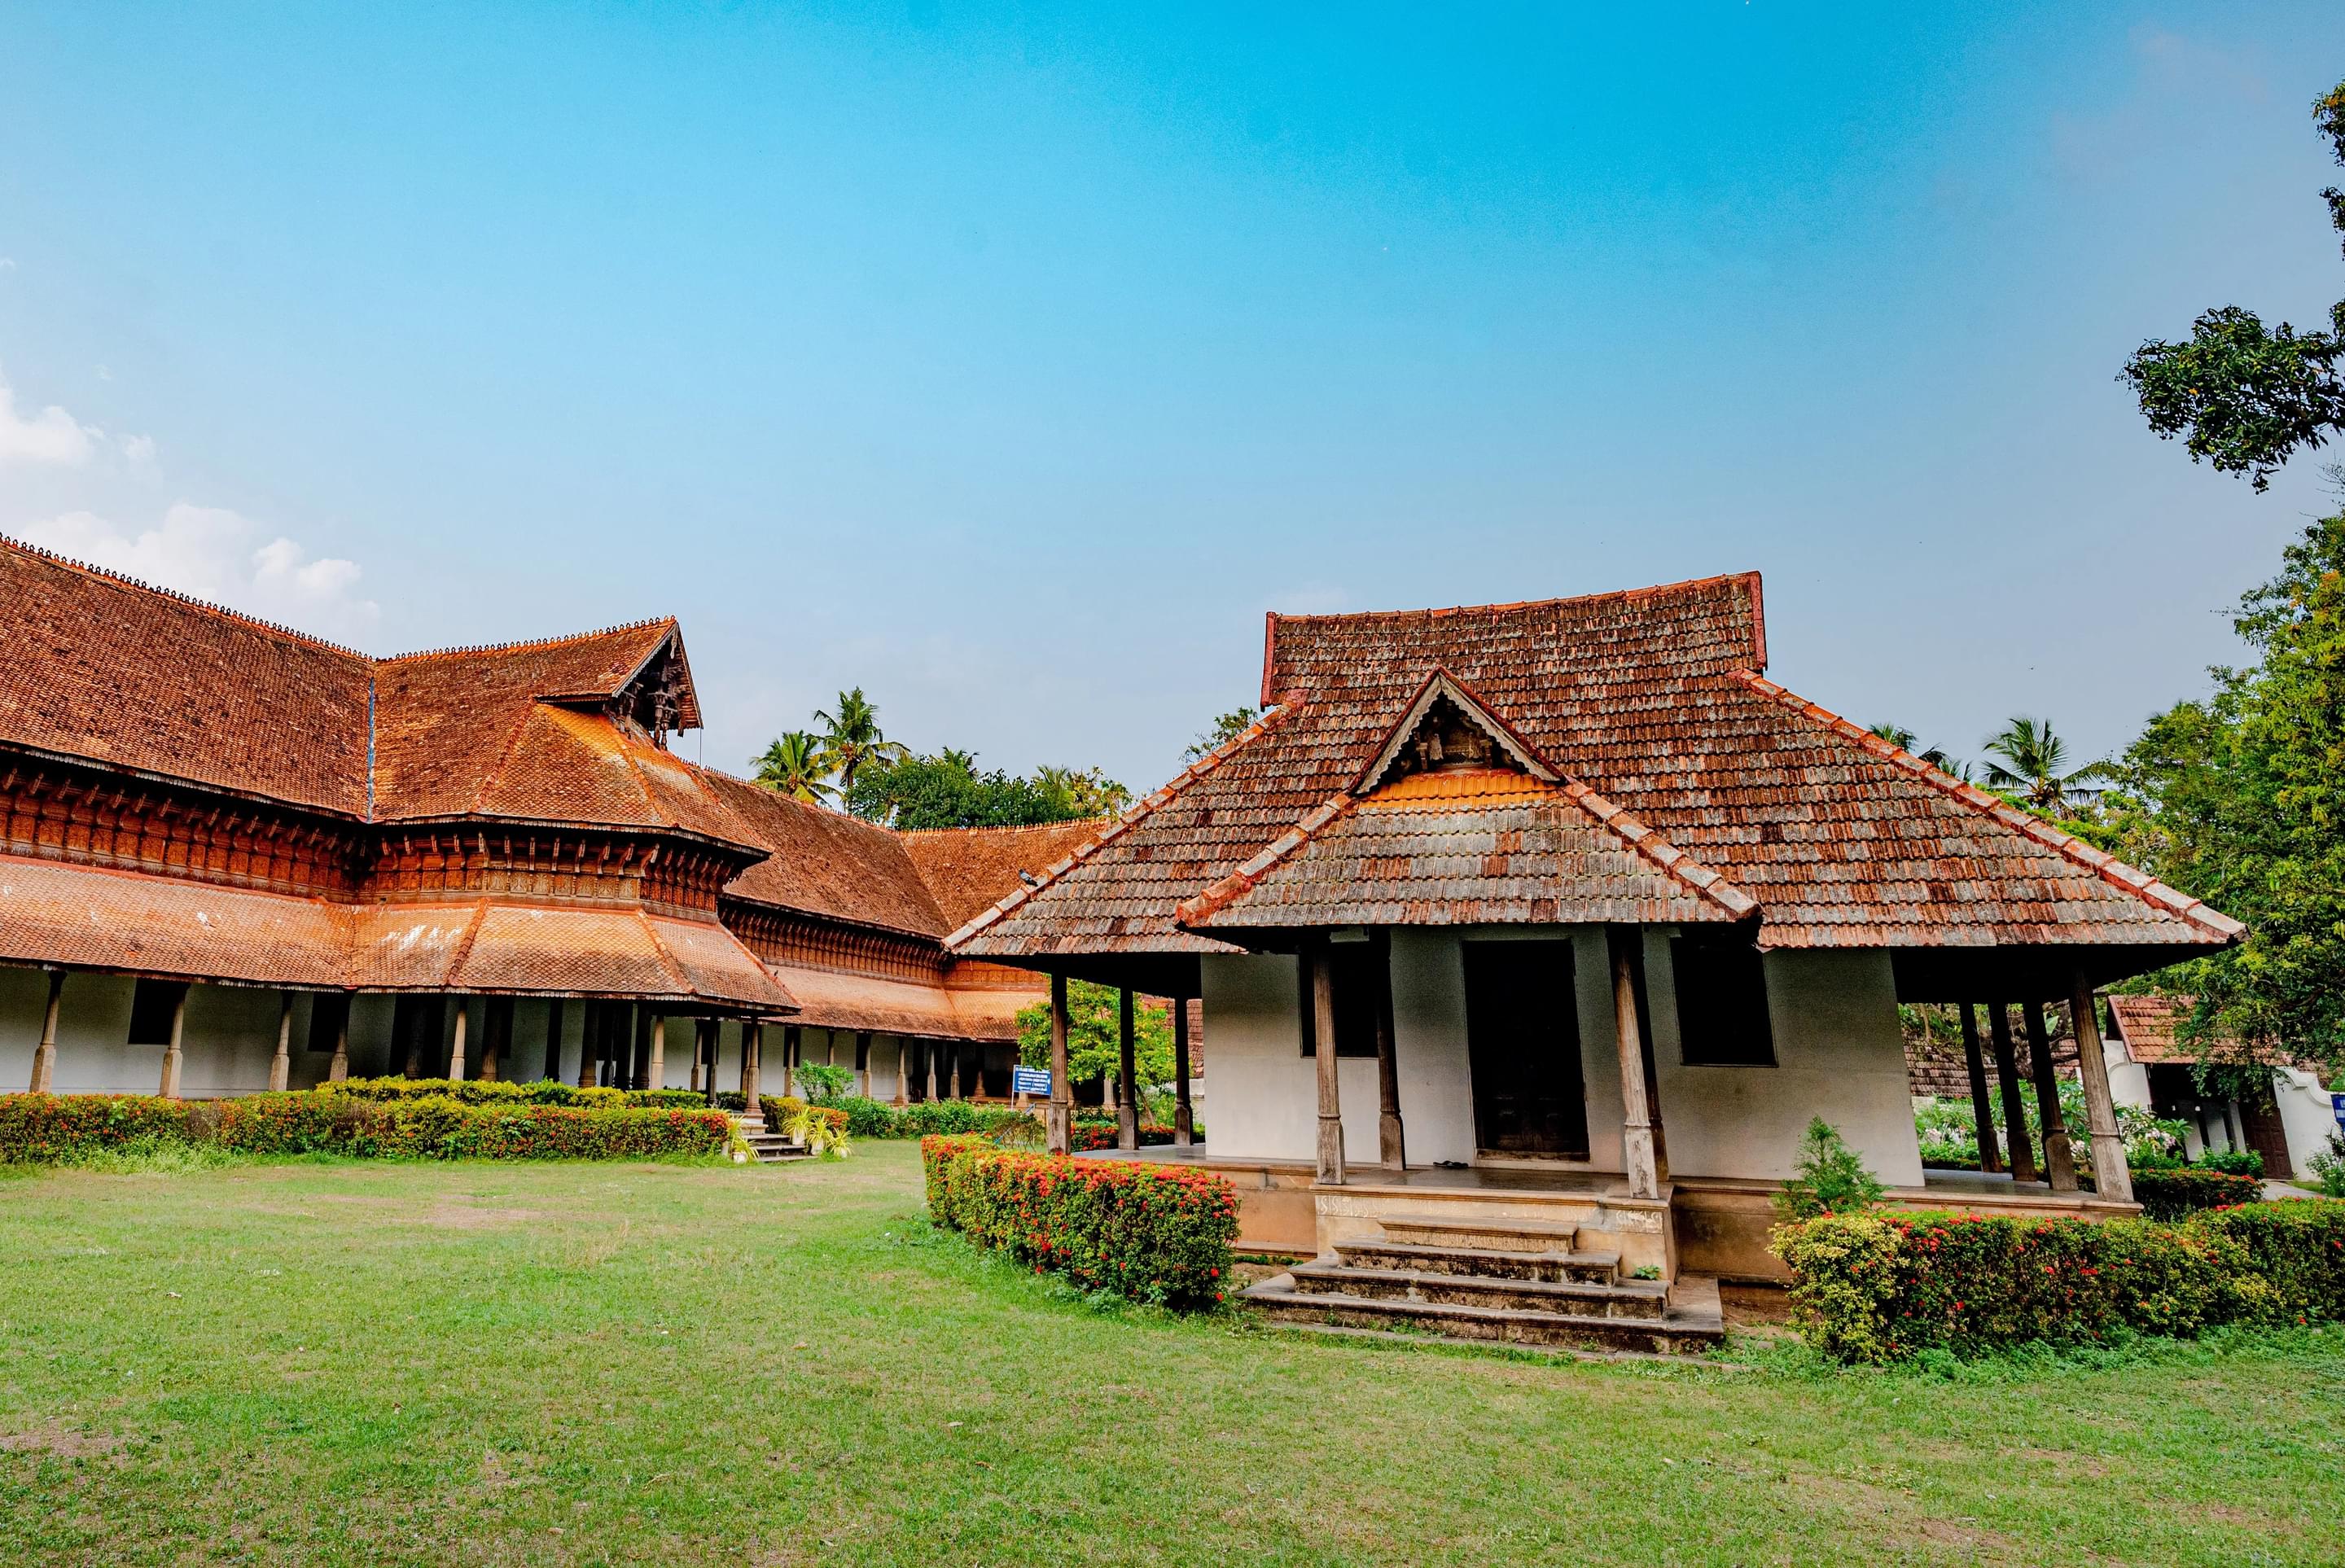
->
[2, 1144, 2339, 1566]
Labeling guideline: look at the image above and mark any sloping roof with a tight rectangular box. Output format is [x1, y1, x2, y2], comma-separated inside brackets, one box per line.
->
[2105, 993, 2238, 1066]
[0, 537, 373, 814]
[699, 770, 952, 937]
[898, 820, 1111, 930]
[0, 851, 795, 1009]
[953, 573, 2243, 958]
[1177, 768, 1753, 930]
[762, 961, 1027, 1041]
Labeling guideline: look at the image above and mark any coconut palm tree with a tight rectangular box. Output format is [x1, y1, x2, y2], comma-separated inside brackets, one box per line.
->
[1868, 721, 1970, 781]
[813, 687, 909, 796]
[753, 731, 835, 804]
[1981, 716, 2115, 813]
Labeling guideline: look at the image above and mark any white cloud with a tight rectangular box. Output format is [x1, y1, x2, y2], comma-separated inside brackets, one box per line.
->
[120, 432, 156, 465]
[0, 368, 99, 466]
[8, 503, 380, 643]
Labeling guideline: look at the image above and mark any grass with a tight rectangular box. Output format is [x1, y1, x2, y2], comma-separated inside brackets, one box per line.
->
[2, 1145, 2340, 1566]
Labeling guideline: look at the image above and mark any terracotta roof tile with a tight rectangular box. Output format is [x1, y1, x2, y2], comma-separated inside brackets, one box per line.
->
[697, 770, 951, 937]
[898, 819, 1110, 931]
[2105, 993, 2238, 1066]
[0, 852, 351, 985]
[953, 573, 2244, 958]
[0, 536, 372, 814]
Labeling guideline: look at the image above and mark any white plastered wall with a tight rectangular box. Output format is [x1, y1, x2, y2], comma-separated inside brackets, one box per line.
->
[1197, 928, 1922, 1186]
[1644, 938, 1923, 1187]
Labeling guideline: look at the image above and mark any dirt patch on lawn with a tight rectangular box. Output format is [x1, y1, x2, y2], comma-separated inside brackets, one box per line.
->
[0, 1422, 123, 1461]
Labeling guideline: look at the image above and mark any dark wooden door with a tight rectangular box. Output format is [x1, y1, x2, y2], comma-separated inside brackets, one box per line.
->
[1463, 940, 1587, 1157]
[2240, 1093, 2295, 1179]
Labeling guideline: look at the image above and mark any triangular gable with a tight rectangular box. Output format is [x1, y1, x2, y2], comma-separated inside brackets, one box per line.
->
[1353, 667, 1558, 795]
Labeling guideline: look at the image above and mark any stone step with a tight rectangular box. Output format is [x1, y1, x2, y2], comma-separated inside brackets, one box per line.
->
[1375, 1215, 1584, 1254]
[1241, 1273, 1723, 1356]
[1335, 1239, 1621, 1285]
[1290, 1261, 1668, 1320]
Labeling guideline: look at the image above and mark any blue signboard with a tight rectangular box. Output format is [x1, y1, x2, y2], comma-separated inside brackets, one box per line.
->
[2332, 1093, 2345, 1133]
[1012, 1066, 1051, 1097]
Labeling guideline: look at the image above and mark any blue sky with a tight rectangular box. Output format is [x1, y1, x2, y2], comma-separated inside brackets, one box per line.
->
[3, 3, 2343, 792]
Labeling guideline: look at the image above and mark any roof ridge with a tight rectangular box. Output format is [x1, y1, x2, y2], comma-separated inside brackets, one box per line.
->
[1725, 670, 2245, 941]
[1264, 571, 1760, 628]
[379, 616, 677, 664]
[894, 817, 1116, 839]
[0, 529, 371, 659]
[1175, 791, 1357, 926]
[942, 701, 1296, 950]
[1549, 774, 1760, 920]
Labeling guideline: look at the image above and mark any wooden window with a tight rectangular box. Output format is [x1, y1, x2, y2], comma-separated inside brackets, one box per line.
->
[1670, 932, 1776, 1067]
[126, 979, 188, 1045]
[1298, 942, 1381, 1058]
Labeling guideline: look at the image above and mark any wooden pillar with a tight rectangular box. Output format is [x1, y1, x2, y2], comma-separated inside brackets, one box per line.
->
[855, 1031, 872, 1098]
[480, 997, 511, 1083]
[1988, 1001, 2036, 1184]
[28, 968, 64, 1094]
[647, 1014, 666, 1091]
[543, 998, 565, 1085]
[1172, 995, 1194, 1150]
[576, 1004, 601, 1088]
[2069, 974, 2132, 1205]
[688, 1018, 704, 1093]
[1371, 930, 1404, 1170]
[743, 1023, 763, 1113]
[158, 983, 187, 1100]
[268, 992, 295, 1093]
[1116, 988, 1139, 1150]
[2025, 999, 2077, 1193]
[925, 1036, 939, 1102]
[1046, 972, 1072, 1156]
[1959, 1002, 2001, 1173]
[892, 1037, 909, 1106]
[1610, 931, 1658, 1200]
[328, 995, 350, 1084]
[782, 1024, 799, 1099]
[1310, 944, 1343, 1184]
[446, 997, 470, 1083]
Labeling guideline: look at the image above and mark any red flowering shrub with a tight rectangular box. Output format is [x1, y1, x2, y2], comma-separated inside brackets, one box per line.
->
[0, 1091, 734, 1163]
[0, 1093, 191, 1159]
[2132, 1167, 2265, 1221]
[1775, 1202, 2345, 1363]
[920, 1134, 1238, 1308]
[1067, 1119, 1194, 1152]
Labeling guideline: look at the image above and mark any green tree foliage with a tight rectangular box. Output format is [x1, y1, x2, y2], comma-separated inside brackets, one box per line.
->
[1015, 980, 1174, 1091]
[2120, 78, 2345, 491]
[2103, 501, 2345, 1074]
[752, 729, 835, 803]
[1184, 705, 1260, 762]
[813, 686, 910, 796]
[1866, 720, 1968, 779]
[847, 748, 1129, 829]
[1979, 716, 2115, 814]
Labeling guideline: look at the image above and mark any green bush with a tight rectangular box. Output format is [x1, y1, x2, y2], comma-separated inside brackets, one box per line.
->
[920, 1134, 1237, 1307]
[820, 1096, 1041, 1141]
[2199, 1147, 2267, 1178]
[1773, 1118, 1885, 1221]
[0, 1092, 735, 1164]
[1773, 1202, 2345, 1363]
[2133, 1167, 2265, 1220]
[323, 1077, 699, 1110]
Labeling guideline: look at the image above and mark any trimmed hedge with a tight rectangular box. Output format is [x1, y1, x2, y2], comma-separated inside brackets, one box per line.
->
[2133, 1167, 2265, 1221]
[825, 1096, 1041, 1141]
[324, 1077, 706, 1110]
[920, 1134, 1238, 1307]
[1775, 1202, 2345, 1363]
[1069, 1120, 1192, 1151]
[0, 1091, 735, 1163]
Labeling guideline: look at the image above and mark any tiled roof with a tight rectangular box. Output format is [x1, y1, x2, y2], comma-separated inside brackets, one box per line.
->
[2105, 993, 2234, 1066]
[1177, 768, 1753, 930]
[699, 770, 952, 937]
[763, 961, 1026, 1041]
[0, 536, 373, 814]
[899, 819, 1111, 931]
[0, 853, 793, 1009]
[953, 574, 2245, 957]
